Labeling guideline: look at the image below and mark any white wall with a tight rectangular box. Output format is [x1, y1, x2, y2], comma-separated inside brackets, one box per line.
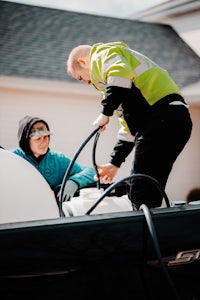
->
[165, 104, 200, 201]
[1, 76, 200, 203]
[0, 77, 133, 181]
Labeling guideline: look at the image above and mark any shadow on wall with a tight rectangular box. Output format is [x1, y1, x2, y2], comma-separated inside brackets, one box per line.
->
[186, 187, 200, 204]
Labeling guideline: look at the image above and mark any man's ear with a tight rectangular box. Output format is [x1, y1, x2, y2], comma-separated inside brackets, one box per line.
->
[78, 58, 88, 68]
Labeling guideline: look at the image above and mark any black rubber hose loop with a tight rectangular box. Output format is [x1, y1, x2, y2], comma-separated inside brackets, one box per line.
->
[92, 132, 101, 190]
[58, 127, 101, 217]
[85, 173, 170, 215]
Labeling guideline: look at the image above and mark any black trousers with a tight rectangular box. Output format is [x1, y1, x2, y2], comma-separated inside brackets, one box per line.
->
[128, 103, 193, 209]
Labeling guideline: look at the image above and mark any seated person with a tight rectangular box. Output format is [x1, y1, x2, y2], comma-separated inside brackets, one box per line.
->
[11, 115, 96, 203]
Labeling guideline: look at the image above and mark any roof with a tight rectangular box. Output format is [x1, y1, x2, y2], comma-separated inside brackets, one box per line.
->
[129, 0, 200, 26]
[0, 1, 200, 88]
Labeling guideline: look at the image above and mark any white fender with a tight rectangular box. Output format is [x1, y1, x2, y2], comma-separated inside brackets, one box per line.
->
[0, 149, 59, 224]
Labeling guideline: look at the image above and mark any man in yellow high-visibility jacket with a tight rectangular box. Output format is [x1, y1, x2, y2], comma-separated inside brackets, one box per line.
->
[67, 41, 192, 209]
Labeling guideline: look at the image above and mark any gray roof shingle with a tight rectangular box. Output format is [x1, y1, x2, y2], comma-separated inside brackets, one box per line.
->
[0, 1, 200, 88]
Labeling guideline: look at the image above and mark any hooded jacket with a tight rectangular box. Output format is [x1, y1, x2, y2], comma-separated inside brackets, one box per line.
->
[12, 116, 96, 191]
[17, 115, 50, 156]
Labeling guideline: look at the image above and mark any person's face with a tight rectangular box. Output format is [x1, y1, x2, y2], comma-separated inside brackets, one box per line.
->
[29, 122, 50, 158]
[67, 58, 91, 85]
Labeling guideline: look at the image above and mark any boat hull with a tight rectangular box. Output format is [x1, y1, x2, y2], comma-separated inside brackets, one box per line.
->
[1, 206, 200, 299]
[1, 205, 200, 275]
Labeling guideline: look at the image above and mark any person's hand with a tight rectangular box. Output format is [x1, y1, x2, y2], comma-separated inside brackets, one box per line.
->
[94, 163, 119, 184]
[57, 180, 78, 202]
[93, 114, 110, 132]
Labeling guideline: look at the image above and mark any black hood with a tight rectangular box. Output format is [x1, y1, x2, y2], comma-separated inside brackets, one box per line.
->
[17, 115, 50, 155]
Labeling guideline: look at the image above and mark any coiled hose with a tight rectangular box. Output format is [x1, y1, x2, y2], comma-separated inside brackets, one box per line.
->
[58, 127, 101, 217]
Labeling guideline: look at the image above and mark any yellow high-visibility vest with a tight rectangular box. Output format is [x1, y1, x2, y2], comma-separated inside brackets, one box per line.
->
[90, 41, 182, 106]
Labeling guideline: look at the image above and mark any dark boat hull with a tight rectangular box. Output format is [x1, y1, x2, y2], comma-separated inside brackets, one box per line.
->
[1, 205, 200, 273]
[1, 205, 200, 299]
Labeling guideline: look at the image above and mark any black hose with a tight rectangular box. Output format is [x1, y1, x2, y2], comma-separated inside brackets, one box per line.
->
[140, 204, 180, 300]
[58, 127, 101, 217]
[92, 132, 101, 190]
[85, 173, 170, 215]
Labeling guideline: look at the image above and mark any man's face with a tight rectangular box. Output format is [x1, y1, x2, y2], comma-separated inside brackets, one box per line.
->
[67, 59, 91, 85]
[29, 122, 50, 158]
